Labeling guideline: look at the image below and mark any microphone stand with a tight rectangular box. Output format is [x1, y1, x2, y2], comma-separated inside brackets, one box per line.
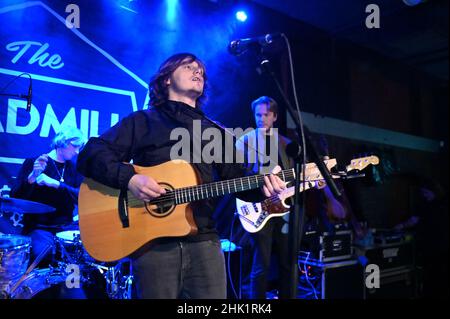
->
[259, 57, 341, 299]
[0, 73, 32, 109]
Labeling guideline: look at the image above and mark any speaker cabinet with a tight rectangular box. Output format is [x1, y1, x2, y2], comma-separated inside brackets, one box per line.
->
[298, 258, 365, 299]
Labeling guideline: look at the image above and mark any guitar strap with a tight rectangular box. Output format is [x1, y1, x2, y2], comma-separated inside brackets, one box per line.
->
[203, 115, 270, 165]
[278, 135, 292, 172]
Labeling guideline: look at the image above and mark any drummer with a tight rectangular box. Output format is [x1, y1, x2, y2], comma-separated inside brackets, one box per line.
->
[11, 127, 86, 264]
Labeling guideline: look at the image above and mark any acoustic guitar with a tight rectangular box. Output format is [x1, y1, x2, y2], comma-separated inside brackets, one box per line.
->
[78, 159, 296, 262]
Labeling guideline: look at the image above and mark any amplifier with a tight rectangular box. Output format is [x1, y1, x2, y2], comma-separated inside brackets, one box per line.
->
[355, 240, 415, 271]
[355, 239, 417, 299]
[298, 257, 365, 299]
[301, 230, 353, 262]
[365, 266, 416, 299]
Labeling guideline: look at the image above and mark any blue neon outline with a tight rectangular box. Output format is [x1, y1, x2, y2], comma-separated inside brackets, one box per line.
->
[0, 1, 151, 165]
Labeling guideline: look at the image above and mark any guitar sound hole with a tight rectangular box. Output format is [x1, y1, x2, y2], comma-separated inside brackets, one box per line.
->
[145, 201, 174, 217]
[145, 183, 175, 218]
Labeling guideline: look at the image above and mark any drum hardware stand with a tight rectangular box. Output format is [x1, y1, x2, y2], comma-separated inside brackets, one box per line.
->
[122, 274, 134, 299]
[99, 261, 134, 299]
[7, 242, 53, 297]
[53, 231, 134, 299]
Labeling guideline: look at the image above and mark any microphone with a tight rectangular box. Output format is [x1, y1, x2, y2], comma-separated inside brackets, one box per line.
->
[228, 33, 279, 56]
[26, 81, 32, 112]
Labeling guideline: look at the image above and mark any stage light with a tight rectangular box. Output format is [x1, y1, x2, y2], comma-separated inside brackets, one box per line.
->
[166, 0, 178, 25]
[403, 0, 427, 6]
[235, 10, 247, 22]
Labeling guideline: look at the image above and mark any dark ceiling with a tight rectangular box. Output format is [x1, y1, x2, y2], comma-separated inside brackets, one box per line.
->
[253, 0, 449, 81]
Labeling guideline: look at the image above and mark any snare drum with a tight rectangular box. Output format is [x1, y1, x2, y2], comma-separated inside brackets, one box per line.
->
[0, 234, 31, 284]
[56, 230, 81, 244]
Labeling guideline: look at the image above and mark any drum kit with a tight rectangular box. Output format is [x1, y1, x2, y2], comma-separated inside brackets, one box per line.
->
[0, 196, 134, 299]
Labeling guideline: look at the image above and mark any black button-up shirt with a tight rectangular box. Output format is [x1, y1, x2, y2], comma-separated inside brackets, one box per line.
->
[77, 100, 260, 241]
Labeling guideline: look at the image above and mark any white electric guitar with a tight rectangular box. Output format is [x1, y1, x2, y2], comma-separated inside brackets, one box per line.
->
[235, 156, 379, 233]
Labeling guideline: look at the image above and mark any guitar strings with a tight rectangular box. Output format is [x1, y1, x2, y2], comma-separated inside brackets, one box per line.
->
[127, 170, 296, 206]
[127, 169, 344, 207]
[126, 175, 334, 207]
[126, 170, 295, 206]
[126, 156, 367, 206]
[128, 170, 335, 207]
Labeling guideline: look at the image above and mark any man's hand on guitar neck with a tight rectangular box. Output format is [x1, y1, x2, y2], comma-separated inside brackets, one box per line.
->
[127, 165, 285, 202]
[128, 174, 166, 201]
[262, 165, 286, 198]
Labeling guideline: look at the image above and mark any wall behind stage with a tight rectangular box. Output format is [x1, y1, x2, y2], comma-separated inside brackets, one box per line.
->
[0, 0, 280, 188]
[0, 1, 147, 187]
[1, 0, 447, 211]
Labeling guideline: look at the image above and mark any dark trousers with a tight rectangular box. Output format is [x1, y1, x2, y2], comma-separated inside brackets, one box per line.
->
[249, 217, 291, 299]
[131, 239, 226, 299]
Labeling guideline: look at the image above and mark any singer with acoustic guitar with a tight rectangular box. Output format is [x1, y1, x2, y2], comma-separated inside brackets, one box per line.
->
[76, 53, 287, 299]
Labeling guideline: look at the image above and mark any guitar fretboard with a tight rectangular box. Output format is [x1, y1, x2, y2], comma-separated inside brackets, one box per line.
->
[154, 168, 295, 205]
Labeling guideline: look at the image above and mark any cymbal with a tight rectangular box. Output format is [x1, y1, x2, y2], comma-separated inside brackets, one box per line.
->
[0, 197, 56, 214]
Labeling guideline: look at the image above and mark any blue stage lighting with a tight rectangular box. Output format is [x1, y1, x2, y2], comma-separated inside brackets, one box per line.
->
[166, 0, 178, 24]
[235, 10, 247, 22]
[403, 0, 425, 6]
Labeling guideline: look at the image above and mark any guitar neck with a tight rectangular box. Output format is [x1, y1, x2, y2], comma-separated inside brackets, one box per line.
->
[276, 155, 379, 203]
[172, 168, 295, 205]
[279, 183, 310, 201]
[277, 177, 339, 202]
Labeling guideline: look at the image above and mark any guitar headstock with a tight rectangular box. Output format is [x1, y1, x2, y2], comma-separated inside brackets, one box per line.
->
[346, 155, 380, 172]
